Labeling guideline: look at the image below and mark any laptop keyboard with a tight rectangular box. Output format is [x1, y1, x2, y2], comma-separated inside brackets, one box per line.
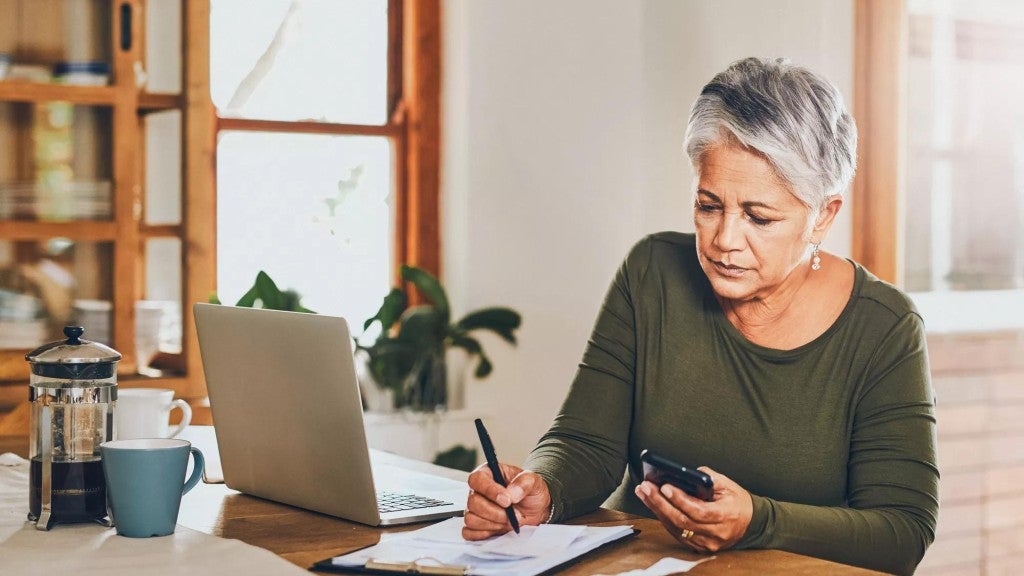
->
[377, 492, 453, 513]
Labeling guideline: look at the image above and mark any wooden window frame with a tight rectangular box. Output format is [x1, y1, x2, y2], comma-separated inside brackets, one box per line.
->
[180, 0, 441, 398]
[852, 0, 906, 286]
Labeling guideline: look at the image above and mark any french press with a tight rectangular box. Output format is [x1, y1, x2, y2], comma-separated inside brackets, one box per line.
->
[26, 326, 121, 530]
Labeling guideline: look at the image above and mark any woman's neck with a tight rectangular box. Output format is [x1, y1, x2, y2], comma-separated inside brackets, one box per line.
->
[719, 270, 808, 333]
[718, 254, 853, 349]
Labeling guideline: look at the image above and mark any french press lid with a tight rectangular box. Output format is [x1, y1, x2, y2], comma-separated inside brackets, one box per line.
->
[25, 326, 122, 380]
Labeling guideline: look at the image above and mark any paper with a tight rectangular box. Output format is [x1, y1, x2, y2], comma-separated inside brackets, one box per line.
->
[479, 524, 586, 557]
[395, 516, 473, 544]
[594, 556, 716, 576]
[0, 452, 25, 466]
[330, 517, 634, 576]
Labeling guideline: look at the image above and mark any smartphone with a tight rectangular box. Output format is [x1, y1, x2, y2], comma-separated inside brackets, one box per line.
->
[640, 449, 715, 502]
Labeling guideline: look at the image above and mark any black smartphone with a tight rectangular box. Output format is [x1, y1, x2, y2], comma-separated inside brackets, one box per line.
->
[640, 449, 715, 502]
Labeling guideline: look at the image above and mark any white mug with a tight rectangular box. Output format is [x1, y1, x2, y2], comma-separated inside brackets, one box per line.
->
[116, 388, 192, 440]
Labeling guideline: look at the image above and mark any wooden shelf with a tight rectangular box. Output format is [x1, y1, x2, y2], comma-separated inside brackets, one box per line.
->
[0, 220, 119, 241]
[0, 83, 182, 113]
[0, 81, 118, 106]
[140, 224, 183, 238]
[139, 92, 182, 112]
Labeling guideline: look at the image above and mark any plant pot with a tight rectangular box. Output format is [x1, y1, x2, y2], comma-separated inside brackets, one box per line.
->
[355, 349, 396, 413]
[444, 347, 470, 411]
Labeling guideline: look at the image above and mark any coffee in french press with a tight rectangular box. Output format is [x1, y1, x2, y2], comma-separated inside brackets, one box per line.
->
[26, 326, 121, 530]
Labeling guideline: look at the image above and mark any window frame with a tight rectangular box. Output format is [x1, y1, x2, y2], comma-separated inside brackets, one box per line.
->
[854, 0, 1024, 334]
[181, 0, 440, 398]
[852, 0, 907, 287]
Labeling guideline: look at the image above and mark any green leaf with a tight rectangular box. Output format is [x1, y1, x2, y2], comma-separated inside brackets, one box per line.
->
[235, 284, 258, 308]
[401, 265, 449, 321]
[450, 334, 493, 379]
[208, 292, 222, 305]
[396, 306, 447, 349]
[280, 290, 315, 313]
[254, 271, 285, 310]
[473, 351, 493, 378]
[449, 333, 481, 354]
[455, 307, 521, 344]
[366, 339, 420, 391]
[363, 288, 407, 332]
[225, 272, 313, 312]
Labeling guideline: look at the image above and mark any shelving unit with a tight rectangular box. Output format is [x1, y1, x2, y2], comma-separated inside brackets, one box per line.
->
[0, 0, 206, 400]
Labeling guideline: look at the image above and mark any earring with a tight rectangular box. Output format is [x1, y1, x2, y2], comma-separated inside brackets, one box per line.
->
[811, 243, 822, 271]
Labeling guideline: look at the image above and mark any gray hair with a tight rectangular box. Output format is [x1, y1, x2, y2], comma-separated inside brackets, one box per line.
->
[684, 57, 857, 210]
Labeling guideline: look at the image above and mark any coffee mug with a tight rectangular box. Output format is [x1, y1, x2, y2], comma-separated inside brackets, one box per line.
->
[116, 388, 191, 440]
[100, 438, 204, 538]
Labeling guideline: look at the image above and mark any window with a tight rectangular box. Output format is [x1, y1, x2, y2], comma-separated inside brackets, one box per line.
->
[854, 0, 1024, 333]
[177, 0, 439, 396]
[206, 0, 440, 324]
[903, 0, 1024, 332]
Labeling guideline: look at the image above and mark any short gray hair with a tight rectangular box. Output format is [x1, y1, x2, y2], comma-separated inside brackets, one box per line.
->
[684, 57, 857, 210]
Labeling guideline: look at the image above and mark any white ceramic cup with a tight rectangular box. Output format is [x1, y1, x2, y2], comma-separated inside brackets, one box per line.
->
[135, 301, 166, 376]
[116, 388, 192, 440]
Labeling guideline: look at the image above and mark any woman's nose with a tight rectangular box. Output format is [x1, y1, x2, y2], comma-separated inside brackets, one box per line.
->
[713, 213, 745, 252]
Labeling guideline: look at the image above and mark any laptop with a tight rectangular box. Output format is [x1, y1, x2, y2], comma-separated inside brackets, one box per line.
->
[192, 303, 468, 526]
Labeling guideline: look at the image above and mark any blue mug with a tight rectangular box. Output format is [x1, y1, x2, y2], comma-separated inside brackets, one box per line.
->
[100, 438, 205, 538]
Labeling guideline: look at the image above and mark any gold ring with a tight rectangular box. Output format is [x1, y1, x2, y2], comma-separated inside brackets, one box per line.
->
[681, 529, 694, 539]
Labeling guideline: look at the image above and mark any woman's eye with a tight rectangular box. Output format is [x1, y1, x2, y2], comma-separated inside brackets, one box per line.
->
[696, 202, 721, 213]
[747, 213, 773, 226]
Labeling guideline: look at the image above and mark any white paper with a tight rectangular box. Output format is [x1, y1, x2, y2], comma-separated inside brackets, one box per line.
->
[479, 524, 587, 557]
[364, 540, 468, 564]
[398, 516, 472, 544]
[594, 556, 716, 576]
[330, 516, 635, 576]
[0, 452, 25, 466]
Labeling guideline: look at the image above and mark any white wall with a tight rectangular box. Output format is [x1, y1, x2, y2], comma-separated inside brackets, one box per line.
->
[443, 0, 855, 463]
[638, 0, 855, 252]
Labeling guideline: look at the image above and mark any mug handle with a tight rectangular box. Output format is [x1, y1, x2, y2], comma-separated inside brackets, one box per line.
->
[166, 399, 192, 438]
[183, 447, 205, 495]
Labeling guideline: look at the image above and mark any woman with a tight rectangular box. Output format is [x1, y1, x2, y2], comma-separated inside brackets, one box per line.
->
[462, 58, 938, 575]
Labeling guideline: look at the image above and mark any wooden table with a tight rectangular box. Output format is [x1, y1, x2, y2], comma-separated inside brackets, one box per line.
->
[0, 435, 26, 457]
[0, 431, 883, 575]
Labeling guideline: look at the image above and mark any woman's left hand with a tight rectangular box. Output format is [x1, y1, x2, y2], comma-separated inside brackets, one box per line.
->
[634, 467, 753, 553]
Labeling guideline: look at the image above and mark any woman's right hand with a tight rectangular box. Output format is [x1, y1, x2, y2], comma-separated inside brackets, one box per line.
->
[462, 463, 552, 540]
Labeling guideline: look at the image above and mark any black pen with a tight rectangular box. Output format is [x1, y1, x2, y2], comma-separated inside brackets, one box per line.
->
[474, 418, 520, 534]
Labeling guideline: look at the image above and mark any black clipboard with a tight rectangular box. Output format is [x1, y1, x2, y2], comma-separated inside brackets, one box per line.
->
[310, 528, 640, 576]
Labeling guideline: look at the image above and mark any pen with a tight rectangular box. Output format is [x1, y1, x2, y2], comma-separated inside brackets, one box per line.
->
[474, 418, 520, 534]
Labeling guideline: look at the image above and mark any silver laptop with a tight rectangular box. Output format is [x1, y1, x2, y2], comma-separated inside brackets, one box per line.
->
[193, 303, 468, 526]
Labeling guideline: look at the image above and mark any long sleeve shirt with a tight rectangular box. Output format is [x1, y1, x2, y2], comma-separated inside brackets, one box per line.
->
[523, 232, 938, 575]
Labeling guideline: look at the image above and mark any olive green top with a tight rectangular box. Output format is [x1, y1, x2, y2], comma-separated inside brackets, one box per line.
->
[524, 232, 938, 576]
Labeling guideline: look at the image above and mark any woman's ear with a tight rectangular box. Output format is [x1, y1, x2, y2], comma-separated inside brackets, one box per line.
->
[811, 195, 844, 242]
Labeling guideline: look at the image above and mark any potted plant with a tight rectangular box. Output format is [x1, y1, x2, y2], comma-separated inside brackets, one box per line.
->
[357, 265, 521, 412]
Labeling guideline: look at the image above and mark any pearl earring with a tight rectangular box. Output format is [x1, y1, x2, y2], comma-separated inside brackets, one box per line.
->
[811, 243, 822, 271]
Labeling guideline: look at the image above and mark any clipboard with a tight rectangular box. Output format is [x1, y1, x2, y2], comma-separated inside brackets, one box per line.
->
[310, 527, 639, 576]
